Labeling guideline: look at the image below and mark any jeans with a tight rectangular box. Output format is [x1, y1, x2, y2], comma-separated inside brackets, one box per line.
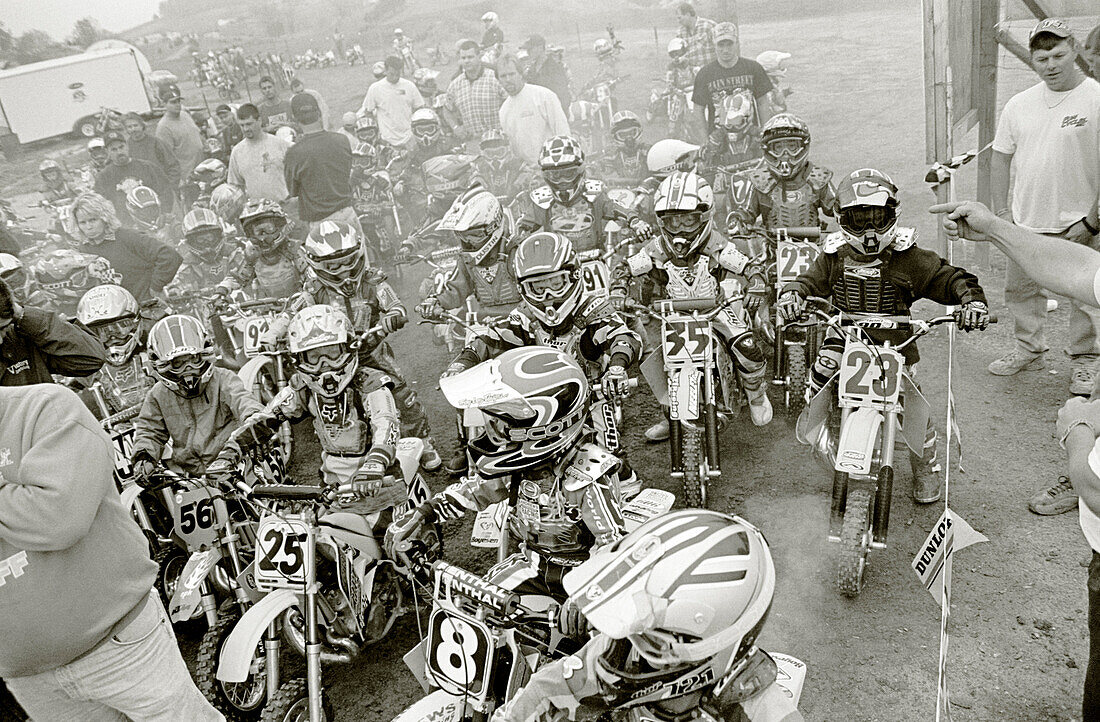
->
[5, 592, 223, 722]
[1005, 229, 1100, 359]
[1086, 552, 1100, 720]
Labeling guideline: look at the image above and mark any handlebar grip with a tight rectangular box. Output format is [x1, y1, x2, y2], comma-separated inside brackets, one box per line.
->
[654, 297, 717, 313]
[776, 226, 822, 240]
[250, 484, 328, 501]
[104, 406, 142, 427]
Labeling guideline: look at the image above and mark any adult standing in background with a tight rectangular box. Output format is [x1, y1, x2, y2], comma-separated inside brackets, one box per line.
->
[1085, 23, 1100, 78]
[228, 103, 291, 203]
[155, 84, 204, 185]
[214, 104, 244, 160]
[521, 35, 571, 112]
[93, 132, 174, 222]
[497, 54, 570, 164]
[481, 12, 504, 53]
[444, 39, 507, 146]
[122, 113, 180, 189]
[359, 56, 425, 149]
[691, 21, 774, 147]
[677, 2, 718, 70]
[290, 77, 331, 130]
[256, 75, 293, 130]
[337, 111, 359, 147]
[985, 19, 1100, 516]
[0, 383, 223, 721]
[284, 93, 362, 233]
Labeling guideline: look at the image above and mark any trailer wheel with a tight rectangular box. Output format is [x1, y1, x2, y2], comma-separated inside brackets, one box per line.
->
[74, 116, 99, 138]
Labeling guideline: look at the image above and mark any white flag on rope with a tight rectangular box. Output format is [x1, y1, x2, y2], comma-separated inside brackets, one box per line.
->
[912, 508, 987, 606]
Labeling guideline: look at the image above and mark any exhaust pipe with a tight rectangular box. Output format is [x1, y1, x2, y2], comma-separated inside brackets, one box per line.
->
[280, 609, 361, 665]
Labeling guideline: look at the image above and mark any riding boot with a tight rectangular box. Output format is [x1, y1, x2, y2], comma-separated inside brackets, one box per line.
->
[910, 431, 941, 504]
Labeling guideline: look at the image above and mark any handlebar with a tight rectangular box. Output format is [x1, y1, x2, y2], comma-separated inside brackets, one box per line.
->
[655, 296, 717, 313]
[236, 297, 288, 311]
[774, 226, 822, 240]
[249, 484, 331, 501]
[104, 405, 141, 427]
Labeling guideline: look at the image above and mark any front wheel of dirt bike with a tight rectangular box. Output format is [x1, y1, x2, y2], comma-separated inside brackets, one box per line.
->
[196, 608, 268, 720]
[837, 487, 873, 597]
[681, 425, 706, 508]
[260, 678, 332, 722]
[786, 344, 809, 416]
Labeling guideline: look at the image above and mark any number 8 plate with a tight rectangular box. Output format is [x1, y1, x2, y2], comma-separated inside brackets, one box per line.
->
[425, 606, 493, 699]
[255, 514, 310, 591]
[837, 339, 904, 408]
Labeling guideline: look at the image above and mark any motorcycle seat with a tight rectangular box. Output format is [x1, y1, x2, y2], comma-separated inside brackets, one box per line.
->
[320, 512, 374, 538]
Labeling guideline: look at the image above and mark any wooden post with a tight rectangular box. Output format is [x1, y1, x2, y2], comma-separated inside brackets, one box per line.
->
[576, 23, 583, 54]
[996, 27, 1034, 69]
[1018, 0, 1093, 77]
[974, 0, 1000, 267]
[924, 0, 951, 256]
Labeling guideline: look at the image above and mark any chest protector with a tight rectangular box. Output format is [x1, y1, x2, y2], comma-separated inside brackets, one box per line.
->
[101, 355, 153, 413]
[663, 256, 720, 299]
[750, 166, 826, 230]
[306, 389, 371, 457]
[254, 252, 302, 299]
[832, 254, 899, 315]
[466, 258, 521, 310]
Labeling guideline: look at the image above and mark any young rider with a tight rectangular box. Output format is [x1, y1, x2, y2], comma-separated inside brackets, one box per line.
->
[76, 284, 154, 414]
[598, 111, 650, 186]
[219, 199, 309, 299]
[777, 168, 990, 503]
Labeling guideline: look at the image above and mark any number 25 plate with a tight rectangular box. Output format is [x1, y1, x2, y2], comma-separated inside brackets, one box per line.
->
[255, 514, 310, 591]
[838, 340, 904, 408]
[425, 606, 492, 699]
[776, 240, 820, 285]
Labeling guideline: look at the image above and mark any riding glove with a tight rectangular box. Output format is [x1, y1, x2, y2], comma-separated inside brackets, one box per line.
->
[954, 300, 989, 332]
[777, 291, 806, 323]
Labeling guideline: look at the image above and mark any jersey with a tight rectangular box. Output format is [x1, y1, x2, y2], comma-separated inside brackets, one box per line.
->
[433, 251, 522, 316]
[519, 179, 638, 254]
[222, 240, 308, 299]
[728, 162, 837, 256]
[95, 353, 154, 414]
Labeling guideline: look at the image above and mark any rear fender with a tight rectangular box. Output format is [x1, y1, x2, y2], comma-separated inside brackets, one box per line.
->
[835, 406, 882, 476]
[217, 588, 300, 683]
[794, 375, 837, 445]
[390, 689, 464, 722]
[120, 484, 144, 516]
[168, 549, 220, 623]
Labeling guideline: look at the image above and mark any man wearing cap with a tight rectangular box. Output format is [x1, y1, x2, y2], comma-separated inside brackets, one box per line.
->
[359, 57, 424, 148]
[290, 77, 330, 130]
[284, 92, 362, 233]
[155, 84, 204, 183]
[228, 103, 291, 203]
[122, 113, 179, 188]
[691, 20, 774, 146]
[444, 39, 507, 144]
[521, 35, 570, 112]
[676, 2, 718, 69]
[337, 111, 359, 146]
[86, 137, 109, 173]
[214, 104, 244, 161]
[987, 19, 1100, 515]
[497, 53, 570, 164]
[94, 132, 174, 222]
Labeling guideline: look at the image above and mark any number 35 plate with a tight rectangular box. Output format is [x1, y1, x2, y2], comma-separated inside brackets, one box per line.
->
[255, 513, 310, 591]
[838, 340, 904, 408]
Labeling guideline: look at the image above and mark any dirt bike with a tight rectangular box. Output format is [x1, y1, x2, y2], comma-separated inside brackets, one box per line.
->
[635, 294, 748, 508]
[794, 308, 992, 597]
[217, 440, 441, 722]
[647, 82, 693, 141]
[73, 106, 125, 139]
[354, 166, 402, 266]
[569, 76, 621, 155]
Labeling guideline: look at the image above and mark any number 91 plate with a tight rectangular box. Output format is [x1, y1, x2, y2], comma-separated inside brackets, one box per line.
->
[838, 340, 904, 408]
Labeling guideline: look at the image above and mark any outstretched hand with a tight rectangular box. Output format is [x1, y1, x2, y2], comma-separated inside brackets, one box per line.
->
[929, 201, 1001, 243]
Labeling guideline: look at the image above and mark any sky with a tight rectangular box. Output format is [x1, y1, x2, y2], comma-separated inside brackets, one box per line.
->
[1, 0, 161, 40]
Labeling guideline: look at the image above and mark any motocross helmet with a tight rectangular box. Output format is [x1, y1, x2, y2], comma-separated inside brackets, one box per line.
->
[191, 157, 228, 195]
[539, 135, 585, 205]
[147, 314, 216, 398]
[287, 304, 357, 398]
[204, 136, 224, 157]
[667, 37, 687, 59]
[210, 183, 247, 226]
[303, 220, 367, 296]
[0, 254, 27, 297]
[410, 107, 442, 145]
[438, 188, 508, 265]
[611, 110, 643, 146]
[594, 37, 614, 59]
[717, 94, 753, 149]
[352, 141, 378, 170]
[440, 346, 589, 478]
[421, 154, 478, 199]
[413, 67, 440, 94]
[355, 114, 380, 144]
[513, 231, 581, 328]
[125, 185, 162, 232]
[274, 126, 298, 145]
[479, 128, 510, 169]
[39, 159, 63, 184]
[654, 170, 714, 260]
[836, 168, 900, 256]
[646, 139, 701, 178]
[32, 249, 121, 316]
[372, 61, 386, 80]
[760, 113, 810, 180]
[240, 199, 290, 254]
[182, 207, 226, 264]
[77, 284, 142, 365]
[562, 510, 775, 714]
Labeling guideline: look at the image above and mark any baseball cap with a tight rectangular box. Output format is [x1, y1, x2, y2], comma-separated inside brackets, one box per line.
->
[103, 130, 127, 147]
[215, 103, 232, 113]
[715, 22, 739, 44]
[290, 92, 321, 124]
[1029, 18, 1072, 43]
[521, 34, 546, 50]
[160, 83, 182, 101]
[87, 137, 106, 151]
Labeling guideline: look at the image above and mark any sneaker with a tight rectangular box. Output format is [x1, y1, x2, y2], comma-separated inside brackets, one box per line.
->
[1070, 364, 1097, 396]
[421, 437, 442, 472]
[444, 439, 468, 476]
[645, 418, 670, 442]
[1029, 476, 1078, 516]
[748, 395, 773, 426]
[988, 350, 1045, 376]
[911, 462, 942, 504]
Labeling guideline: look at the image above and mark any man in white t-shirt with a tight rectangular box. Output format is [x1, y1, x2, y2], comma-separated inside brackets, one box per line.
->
[228, 103, 291, 202]
[989, 20, 1100, 389]
[358, 56, 424, 148]
[496, 54, 570, 164]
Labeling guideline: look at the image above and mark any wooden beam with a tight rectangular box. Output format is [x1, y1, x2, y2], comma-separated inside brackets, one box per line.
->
[1017, 0, 1093, 76]
[995, 27, 1033, 69]
[924, 0, 951, 256]
[974, 0, 1000, 267]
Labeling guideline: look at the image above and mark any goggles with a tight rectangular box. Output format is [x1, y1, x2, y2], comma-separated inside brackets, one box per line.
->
[480, 143, 509, 160]
[356, 128, 379, 142]
[311, 248, 364, 283]
[162, 353, 206, 376]
[246, 217, 286, 245]
[840, 205, 895, 234]
[543, 165, 583, 186]
[297, 345, 351, 374]
[612, 126, 642, 143]
[186, 228, 223, 249]
[520, 270, 574, 303]
[659, 210, 706, 235]
[43, 268, 88, 291]
[764, 137, 805, 158]
[93, 317, 138, 345]
[456, 225, 495, 251]
[412, 122, 439, 138]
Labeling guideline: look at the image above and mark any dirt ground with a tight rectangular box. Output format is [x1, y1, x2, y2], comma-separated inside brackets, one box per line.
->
[5, 0, 1100, 720]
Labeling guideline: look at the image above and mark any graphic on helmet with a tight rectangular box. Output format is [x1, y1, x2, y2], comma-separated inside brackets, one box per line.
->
[240, 199, 290, 252]
[182, 207, 225, 262]
[479, 128, 510, 165]
[77, 284, 141, 365]
[654, 170, 714, 260]
[539, 136, 585, 204]
[440, 346, 589, 477]
[760, 113, 810, 179]
[513, 232, 581, 327]
[287, 304, 357, 398]
[611, 110, 642, 145]
[410, 107, 442, 144]
[125, 186, 162, 231]
[836, 168, 900, 255]
[148, 314, 215, 398]
[439, 188, 507, 264]
[32, 249, 122, 315]
[646, 139, 700, 177]
[303, 220, 367, 295]
[210, 184, 246, 225]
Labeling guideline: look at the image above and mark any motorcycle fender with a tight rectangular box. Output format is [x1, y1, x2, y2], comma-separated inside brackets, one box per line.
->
[120, 483, 144, 515]
[563, 443, 618, 492]
[770, 652, 808, 707]
[168, 548, 220, 623]
[640, 352, 668, 406]
[320, 513, 383, 559]
[238, 355, 274, 397]
[794, 376, 837, 445]
[390, 689, 463, 722]
[900, 373, 931, 456]
[622, 488, 676, 532]
[670, 367, 700, 421]
[396, 437, 423, 484]
[217, 588, 300, 684]
[834, 407, 882, 476]
[402, 638, 431, 694]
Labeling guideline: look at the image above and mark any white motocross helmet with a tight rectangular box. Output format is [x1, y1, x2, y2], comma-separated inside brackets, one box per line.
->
[653, 170, 714, 260]
[439, 188, 509, 265]
[835, 168, 901, 256]
[287, 305, 358, 398]
[77, 284, 142, 365]
[646, 139, 701, 179]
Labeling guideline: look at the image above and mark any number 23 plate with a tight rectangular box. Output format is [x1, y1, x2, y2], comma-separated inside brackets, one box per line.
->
[425, 606, 492, 699]
[255, 514, 310, 591]
[838, 340, 903, 408]
[776, 240, 820, 285]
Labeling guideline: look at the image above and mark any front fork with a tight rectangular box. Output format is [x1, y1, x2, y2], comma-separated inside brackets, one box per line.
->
[303, 521, 324, 721]
[828, 406, 897, 549]
[666, 364, 722, 477]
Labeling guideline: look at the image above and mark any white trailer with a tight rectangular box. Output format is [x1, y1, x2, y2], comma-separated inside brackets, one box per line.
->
[0, 48, 153, 144]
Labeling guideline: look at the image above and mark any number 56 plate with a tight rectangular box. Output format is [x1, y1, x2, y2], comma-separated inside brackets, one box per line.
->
[255, 513, 310, 592]
[838, 340, 904, 408]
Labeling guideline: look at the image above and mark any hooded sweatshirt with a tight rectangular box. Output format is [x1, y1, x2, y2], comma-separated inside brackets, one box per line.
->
[0, 384, 156, 678]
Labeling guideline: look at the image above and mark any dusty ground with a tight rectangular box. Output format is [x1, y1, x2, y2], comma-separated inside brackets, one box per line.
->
[5, 1, 1100, 720]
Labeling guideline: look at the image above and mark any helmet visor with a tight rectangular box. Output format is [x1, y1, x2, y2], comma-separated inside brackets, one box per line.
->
[612, 126, 642, 143]
[840, 206, 895, 234]
[659, 210, 706, 235]
[543, 165, 583, 187]
[246, 216, 287, 247]
[521, 270, 573, 303]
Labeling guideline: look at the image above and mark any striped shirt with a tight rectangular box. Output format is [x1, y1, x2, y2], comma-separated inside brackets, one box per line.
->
[445, 68, 507, 136]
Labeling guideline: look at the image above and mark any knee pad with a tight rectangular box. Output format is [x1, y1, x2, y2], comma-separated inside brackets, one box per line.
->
[729, 332, 765, 365]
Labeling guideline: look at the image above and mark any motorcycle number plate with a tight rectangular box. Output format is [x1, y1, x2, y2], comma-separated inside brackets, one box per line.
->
[255, 514, 310, 592]
[776, 240, 820, 286]
[243, 316, 274, 357]
[580, 259, 610, 299]
[112, 427, 136, 480]
[425, 607, 493, 700]
[394, 472, 431, 519]
[838, 340, 903, 408]
[662, 318, 709, 365]
[170, 487, 228, 550]
[336, 544, 366, 621]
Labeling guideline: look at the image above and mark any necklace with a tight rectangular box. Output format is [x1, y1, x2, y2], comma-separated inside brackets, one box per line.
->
[1043, 81, 1079, 109]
